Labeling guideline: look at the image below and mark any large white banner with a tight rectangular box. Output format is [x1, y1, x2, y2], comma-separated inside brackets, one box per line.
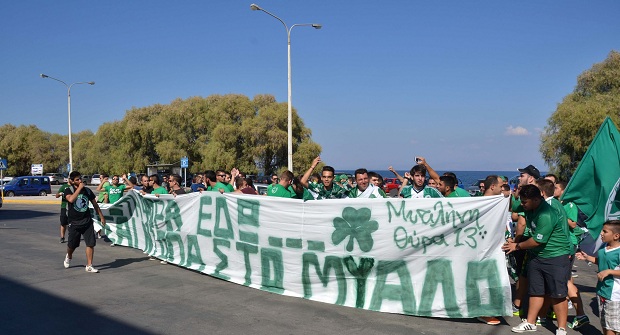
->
[95, 191, 512, 318]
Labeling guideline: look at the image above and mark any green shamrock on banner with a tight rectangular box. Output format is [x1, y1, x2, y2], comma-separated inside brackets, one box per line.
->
[332, 207, 379, 252]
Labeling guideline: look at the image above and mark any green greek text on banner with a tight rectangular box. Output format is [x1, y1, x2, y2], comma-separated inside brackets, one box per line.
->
[94, 191, 512, 318]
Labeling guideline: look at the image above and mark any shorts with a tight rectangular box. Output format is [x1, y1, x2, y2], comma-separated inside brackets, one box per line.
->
[60, 208, 68, 226]
[599, 296, 620, 332]
[67, 221, 96, 249]
[527, 254, 570, 298]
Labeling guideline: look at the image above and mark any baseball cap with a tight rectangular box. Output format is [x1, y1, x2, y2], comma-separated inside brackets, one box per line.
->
[518, 165, 540, 179]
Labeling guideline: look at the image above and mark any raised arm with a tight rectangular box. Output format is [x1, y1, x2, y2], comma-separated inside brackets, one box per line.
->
[301, 156, 321, 188]
[388, 166, 404, 183]
[417, 157, 440, 185]
[397, 172, 410, 197]
[123, 174, 134, 190]
[96, 176, 108, 192]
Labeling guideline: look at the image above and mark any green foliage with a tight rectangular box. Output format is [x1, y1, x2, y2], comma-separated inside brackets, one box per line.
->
[0, 124, 68, 176]
[0, 94, 321, 177]
[541, 51, 620, 179]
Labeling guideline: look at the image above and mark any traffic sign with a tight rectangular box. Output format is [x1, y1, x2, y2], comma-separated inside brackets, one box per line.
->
[181, 157, 189, 168]
[0, 159, 6, 170]
[31, 164, 43, 175]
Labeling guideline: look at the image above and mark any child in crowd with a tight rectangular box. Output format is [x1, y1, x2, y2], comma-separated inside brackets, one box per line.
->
[576, 220, 620, 335]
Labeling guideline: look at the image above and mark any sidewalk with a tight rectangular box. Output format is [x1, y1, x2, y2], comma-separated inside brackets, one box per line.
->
[2, 194, 60, 205]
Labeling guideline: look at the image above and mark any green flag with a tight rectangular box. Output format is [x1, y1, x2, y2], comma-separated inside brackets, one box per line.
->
[561, 117, 620, 238]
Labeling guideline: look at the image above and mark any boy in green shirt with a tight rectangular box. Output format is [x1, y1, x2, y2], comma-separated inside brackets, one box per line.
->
[576, 220, 620, 335]
[55, 182, 70, 243]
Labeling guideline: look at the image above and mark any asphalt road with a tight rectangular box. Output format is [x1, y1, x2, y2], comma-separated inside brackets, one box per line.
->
[0, 203, 605, 335]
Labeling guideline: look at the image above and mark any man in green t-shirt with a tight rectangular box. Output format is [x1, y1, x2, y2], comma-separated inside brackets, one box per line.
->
[203, 170, 229, 194]
[55, 182, 70, 243]
[97, 174, 134, 204]
[437, 175, 457, 197]
[139, 175, 168, 195]
[149, 174, 168, 195]
[503, 184, 571, 334]
[216, 169, 235, 193]
[97, 173, 110, 203]
[267, 170, 295, 198]
[552, 179, 590, 329]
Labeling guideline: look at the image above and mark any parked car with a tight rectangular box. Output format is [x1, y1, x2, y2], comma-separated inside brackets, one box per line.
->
[45, 173, 65, 185]
[466, 179, 486, 196]
[80, 175, 91, 184]
[382, 178, 402, 195]
[91, 174, 101, 186]
[1, 177, 14, 186]
[255, 183, 269, 195]
[0, 176, 52, 197]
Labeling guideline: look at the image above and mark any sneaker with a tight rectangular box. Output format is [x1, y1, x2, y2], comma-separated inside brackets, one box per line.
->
[85, 265, 99, 273]
[63, 254, 71, 268]
[546, 310, 556, 320]
[160, 260, 168, 264]
[536, 317, 546, 326]
[568, 315, 590, 329]
[110, 243, 115, 247]
[477, 316, 500, 325]
[149, 257, 156, 261]
[568, 300, 574, 310]
[60, 237, 65, 243]
[556, 327, 567, 335]
[511, 321, 537, 333]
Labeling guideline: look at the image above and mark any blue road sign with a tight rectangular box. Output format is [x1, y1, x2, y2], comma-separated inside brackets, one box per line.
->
[0, 159, 7, 170]
[180, 157, 189, 168]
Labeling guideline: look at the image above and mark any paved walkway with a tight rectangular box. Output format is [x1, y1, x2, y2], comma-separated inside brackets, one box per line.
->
[2, 194, 61, 205]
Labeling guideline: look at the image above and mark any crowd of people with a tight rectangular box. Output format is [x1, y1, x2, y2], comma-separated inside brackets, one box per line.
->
[55, 157, 620, 335]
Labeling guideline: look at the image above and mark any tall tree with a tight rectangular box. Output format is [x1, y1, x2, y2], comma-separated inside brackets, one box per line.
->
[0, 93, 321, 177]
[540, 50, 620, 179]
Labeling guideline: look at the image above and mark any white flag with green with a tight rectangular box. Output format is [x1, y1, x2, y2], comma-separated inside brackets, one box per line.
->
[95, 191, 512, 318]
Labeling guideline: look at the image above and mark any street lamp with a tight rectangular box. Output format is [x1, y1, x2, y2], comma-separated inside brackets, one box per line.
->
[250, 3, 321, 173]
[40, 74, 95, 173]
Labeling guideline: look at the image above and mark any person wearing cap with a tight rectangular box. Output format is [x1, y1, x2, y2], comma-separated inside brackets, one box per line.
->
[509, 164, 541, 318]
[518, 164, 541, 185]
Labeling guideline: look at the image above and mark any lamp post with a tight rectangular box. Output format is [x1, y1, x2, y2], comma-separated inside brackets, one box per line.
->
[250, 3, 321, 173]
[40, 74, 95, 173]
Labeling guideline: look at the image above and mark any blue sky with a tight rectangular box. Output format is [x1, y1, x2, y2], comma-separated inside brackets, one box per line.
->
[1, 1, 619, 172]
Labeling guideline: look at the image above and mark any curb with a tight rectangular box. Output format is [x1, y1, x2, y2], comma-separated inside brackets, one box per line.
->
[2, 199, 60, 205]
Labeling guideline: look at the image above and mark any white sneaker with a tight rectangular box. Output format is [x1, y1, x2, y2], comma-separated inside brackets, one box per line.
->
[85, 265, 99, 273]
[63, 254, 71, 268]
[512, 321, 537, 333]
[160, 260, 168, 264]
[556, 327, 567, 335]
